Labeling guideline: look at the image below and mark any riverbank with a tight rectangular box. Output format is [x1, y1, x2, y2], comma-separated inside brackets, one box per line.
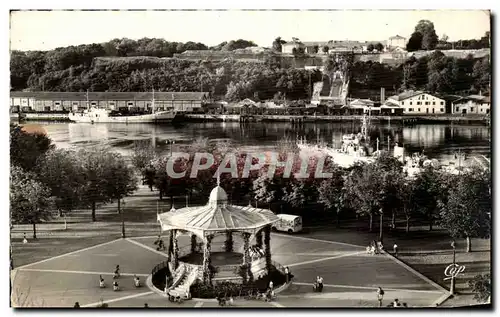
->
[170, 114, 490, 124]
[11, 112, 488, 124]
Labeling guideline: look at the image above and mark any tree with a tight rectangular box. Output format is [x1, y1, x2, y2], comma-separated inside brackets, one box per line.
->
[440, 34, 449, 43]
[438, 168, 491, 252]
[367, 44, 375, 52]
[398, 179, 417, 233]
[272, 37, 286, 52]
[312, 45, 319, 54]
[102, 152, 138, 213]
[318, 166, 345, 227]
[374, 43, 384, 52]
[414, 20, 439, 50]
[131, 140, 157, 172]
[222, 39, 257, 51]
[322, 46, 329, 54]
[282, 180, 319, 210]
[10, 124, 54, 172]
[407, 32, 423, 52]
[468, 274, 491, 303]
[412, 167, 443, 231]
[130, 140, 157, 190]
[10, 166, 53, 239]
[78, 147, 136, 221]
[344, 163, 383, 232]
[36, 149, 85, 217]
[472, 57, 491, 92]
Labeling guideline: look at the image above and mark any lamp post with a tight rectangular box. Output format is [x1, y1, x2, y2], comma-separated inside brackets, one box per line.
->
[450, 240, 456, 295]
[166, 140, 175, 156]
[121, 199, 126, 239]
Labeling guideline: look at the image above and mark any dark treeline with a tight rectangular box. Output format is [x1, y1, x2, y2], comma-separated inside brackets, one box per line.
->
[11, 38, 490, 100]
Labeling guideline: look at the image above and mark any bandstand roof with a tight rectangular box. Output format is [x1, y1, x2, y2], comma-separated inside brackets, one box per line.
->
[157, 185, 279, 237]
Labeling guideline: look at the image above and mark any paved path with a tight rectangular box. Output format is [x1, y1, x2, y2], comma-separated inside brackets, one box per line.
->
[11, 233, 446, 308]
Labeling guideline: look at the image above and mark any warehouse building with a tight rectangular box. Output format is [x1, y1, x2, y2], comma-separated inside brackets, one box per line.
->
[10, 91, 211, 113]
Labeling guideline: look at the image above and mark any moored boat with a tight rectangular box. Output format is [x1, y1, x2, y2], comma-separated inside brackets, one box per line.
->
[68, 89, 177, 124]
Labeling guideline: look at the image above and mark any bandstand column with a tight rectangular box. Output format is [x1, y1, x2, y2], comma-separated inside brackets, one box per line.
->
[225, 231, 233, 253]
[256, 230, 263, 249]
[264, 225, 272, 273]
[191, 233, 197, 253]
[167, 230, 174, 262]
[202, 234, 213, 284]
[242, 232, 253, 283]
[172, 229, 179, 270]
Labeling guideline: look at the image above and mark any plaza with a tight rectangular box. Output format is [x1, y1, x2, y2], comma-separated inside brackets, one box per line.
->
[11, 230, 447, 307]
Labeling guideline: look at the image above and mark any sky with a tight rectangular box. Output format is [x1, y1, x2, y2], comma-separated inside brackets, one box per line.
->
[9, 10, 491, 51]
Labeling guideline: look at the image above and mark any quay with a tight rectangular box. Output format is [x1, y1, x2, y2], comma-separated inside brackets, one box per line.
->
[184, 114, 488, 124]
[10, 112, 489, 124]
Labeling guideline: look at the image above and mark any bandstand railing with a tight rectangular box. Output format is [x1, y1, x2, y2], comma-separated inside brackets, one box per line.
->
[151, 260, 170, 276]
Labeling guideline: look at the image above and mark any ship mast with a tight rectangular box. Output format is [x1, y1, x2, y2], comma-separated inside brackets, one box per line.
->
[152, 88, 155, 114]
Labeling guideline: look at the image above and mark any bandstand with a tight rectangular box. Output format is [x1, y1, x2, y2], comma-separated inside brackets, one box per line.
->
[154, 183, 282, 299]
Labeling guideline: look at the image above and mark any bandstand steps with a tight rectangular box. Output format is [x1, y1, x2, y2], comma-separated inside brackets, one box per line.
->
[168, 268, 198, 299]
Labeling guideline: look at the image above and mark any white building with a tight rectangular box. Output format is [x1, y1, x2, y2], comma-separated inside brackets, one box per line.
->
[387, 91, 446, 114]
[387, 35, 407, 49]
[452, 95, 490, 115]
[281, 41, 305, 54]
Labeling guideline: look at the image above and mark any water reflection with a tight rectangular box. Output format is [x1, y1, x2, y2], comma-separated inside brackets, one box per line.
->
[43, 121, 490, 160]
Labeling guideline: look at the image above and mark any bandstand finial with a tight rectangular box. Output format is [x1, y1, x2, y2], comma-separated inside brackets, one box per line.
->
[216, 169, 221, 186]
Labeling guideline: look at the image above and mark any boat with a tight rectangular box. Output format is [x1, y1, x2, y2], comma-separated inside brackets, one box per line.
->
[68, 89, 177, 124]
[297, 114, 376, 168]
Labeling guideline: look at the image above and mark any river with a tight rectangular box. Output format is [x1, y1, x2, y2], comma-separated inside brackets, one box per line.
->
[37, 121, 490, 161]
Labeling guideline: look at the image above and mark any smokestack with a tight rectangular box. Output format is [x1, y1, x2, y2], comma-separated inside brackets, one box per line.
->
[380, 87, 386, 103]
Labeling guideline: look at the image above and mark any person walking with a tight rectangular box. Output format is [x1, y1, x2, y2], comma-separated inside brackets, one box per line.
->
[318, 276, 324, 292]
[285, 266, 290, 283]
[393, 243, 398, 257]
[269, 280, 274, 291]
[376, 287, 385, 307]
[113, 265, 120, 279]
[73, 302, 80, 308]
[22, 233, 28, 244]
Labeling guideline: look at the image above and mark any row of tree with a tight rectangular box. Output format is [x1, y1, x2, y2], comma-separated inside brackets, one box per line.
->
[131, 137, 490, 253]
[10, 124, 138, 238]
[407, 20, 490, 52]
[10, 46, 490, 99]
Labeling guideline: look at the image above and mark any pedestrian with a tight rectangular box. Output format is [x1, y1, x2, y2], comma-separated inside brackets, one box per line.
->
[99, 275, 105, 288]
[318, 276, 324, 292]
[393, 298, 400, 307]
[74, 302, 80, 308]
[376, 287, 384, 307]
[113, 265, 120, 279]
[22, 233, 28, 244]
[284, 266, 290, 283]
[144, 303, 149, 308]
[393, 243, 398, 257]
[113, 281, 119, 291]
[269, 280, 273, 290]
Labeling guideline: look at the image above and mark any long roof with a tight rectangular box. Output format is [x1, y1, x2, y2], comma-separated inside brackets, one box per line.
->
[10, 91, 210, 101]
[453, 95, 491, 104]
[158, 186, 278, 235]
[387, 90, 433, 101]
